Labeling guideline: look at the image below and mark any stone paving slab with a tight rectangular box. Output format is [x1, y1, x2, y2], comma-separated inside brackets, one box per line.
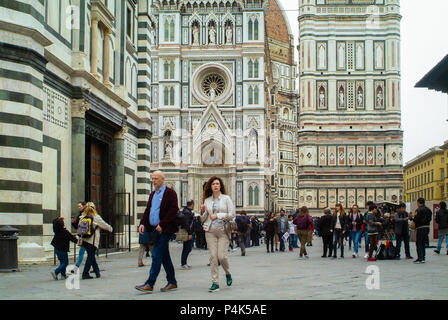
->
[0, 239, 447, 300]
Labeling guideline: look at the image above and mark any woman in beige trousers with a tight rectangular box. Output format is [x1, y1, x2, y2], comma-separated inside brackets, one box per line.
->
[200, 176, 235, 293]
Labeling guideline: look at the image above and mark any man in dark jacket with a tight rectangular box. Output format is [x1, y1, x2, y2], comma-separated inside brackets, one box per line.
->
[235, 211, 251, 256]
[180, 200, 195, 269]
[193, 217, 206, 249]
[435, 201, 448, 254]
[71, 201, 86, 230]
[410, 198, 432, 263]
[136, 171, 179, 293]
[250, 216, 260, 247]
[319, 208, 334, 258]
[394, 203, 413, 259]
[51, 217, 78, 280]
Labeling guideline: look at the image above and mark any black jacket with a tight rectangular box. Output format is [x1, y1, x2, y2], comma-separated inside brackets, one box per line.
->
[182, 206, 194, 235]
[413, 206, 432, 229]
[51, 218, 78, 252]
[332, 214, 349, 232]
[394, 211, 409, 236]
[347, 213, 363, 232]
[318, 213, 333, 236]
[436, 208, 448, 230]
[71, 210, 84, 230]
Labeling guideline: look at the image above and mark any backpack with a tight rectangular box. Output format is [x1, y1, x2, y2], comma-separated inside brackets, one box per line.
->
[295, 216, 310, 230]
[237, 216, 249, 233]
[386, 243, 397, 260]
[376, 244, 387, 260]
[174, 210, 187, 229]
[77, 216, 94, 238]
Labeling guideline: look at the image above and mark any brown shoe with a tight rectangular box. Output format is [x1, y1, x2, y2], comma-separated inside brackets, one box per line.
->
[135, 284, 153, 293]
[160, 283, 178, 292]
[138, 263, 145, 267]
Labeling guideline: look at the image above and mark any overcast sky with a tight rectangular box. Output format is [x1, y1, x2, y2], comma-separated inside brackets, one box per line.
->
[279, 0, 448, 164]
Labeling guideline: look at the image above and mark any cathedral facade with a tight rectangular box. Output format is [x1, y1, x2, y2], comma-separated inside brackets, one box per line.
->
[297, 0, 404, 214]
[148, 0, 295, 215]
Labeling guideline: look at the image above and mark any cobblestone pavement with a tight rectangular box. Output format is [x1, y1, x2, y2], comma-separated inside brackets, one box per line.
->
[1, 238, 447, 300]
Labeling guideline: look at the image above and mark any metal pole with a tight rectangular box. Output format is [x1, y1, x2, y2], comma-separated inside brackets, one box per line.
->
[128, 193, 131, 252]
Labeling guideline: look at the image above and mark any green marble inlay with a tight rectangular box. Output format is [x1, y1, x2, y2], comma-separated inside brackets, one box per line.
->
[0, 89, 43, 110]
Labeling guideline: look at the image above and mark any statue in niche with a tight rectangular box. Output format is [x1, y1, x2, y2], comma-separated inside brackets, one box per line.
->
[164, 141, 172, 158]
[210, 149, 217, 164]
[338, 86, 345, 107]
[376, 87, 383, 108]
[319, 87, 326, 108]
[248, 130, 258, 159]
[225, 25, 233, 45]
[357, 88, 364, 107]
[192, 25, 199, 45]
[209, 25, 216, 45]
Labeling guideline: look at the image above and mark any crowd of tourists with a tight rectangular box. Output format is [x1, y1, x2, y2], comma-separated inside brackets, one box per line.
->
[51, 170, 448, 295]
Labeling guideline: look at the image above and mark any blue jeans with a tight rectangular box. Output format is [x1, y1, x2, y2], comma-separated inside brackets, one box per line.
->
[54, 250, 69, 277]
[350, 230, 362, 254]
[288, 234, 297, 249]
[145, 232, 177, 287]
[181, 239, 193, 266]
[75, 247, 86, 267]
[82, 242, 100, 277]
[396, 232, 411, 257]
[278, 232, 286, 251]
[364, 231, 370, 253]
[436, 232, 448, 252]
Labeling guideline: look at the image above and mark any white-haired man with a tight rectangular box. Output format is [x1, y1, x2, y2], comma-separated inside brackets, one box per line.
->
[135, 171, 179, 293]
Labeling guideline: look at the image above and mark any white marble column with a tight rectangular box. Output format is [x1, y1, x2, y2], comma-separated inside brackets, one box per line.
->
[90, 18, 100, 79]
[103, 28, 112, 88]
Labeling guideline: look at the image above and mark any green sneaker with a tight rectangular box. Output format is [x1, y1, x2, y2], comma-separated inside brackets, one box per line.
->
[226, 274, 232, 286]
[208, 282, 220, 292]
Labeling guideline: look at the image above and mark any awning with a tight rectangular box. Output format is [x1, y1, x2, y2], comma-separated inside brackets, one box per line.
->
[415, 54, 448, 94]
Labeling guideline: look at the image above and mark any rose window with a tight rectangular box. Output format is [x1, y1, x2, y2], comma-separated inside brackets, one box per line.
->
[201, 74, 226, 98]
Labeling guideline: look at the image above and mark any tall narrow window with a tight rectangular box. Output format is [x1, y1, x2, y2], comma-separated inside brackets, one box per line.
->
[254, 59, 259, 77]
[164, 87, 169, 105]
[248, 60, 253, 78]
[249, 186, 254, 206]
[254, 86, 259, 104]
[170, 61, 175, 79]
[248, 86, 254, 104]
[164, 20, 169, 41]
[254, 19, 259, 40]
[127, 7, 132, 39]
[169, 87, 175, 105]
[248, 19, 253, 40]
[164, 61, 169, 79]
[254, 186, 259, 206]
[169, 19, 175, 42]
